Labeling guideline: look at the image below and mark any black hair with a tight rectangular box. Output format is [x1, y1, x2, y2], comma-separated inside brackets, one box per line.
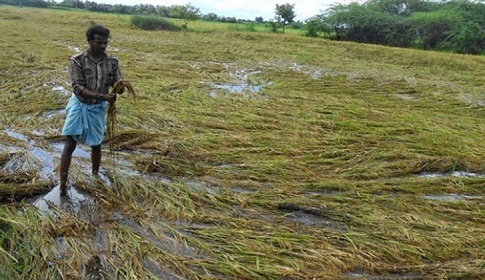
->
[86, 25, 110, 41]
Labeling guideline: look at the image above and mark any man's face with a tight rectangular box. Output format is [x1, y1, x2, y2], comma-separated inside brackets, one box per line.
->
[89, 34, 108, 55]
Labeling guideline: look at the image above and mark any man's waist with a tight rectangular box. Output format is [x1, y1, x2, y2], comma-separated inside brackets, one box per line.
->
[74, 93, 105, 104]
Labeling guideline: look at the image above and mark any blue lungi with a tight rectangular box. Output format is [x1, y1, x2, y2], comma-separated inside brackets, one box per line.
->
[62, 94, 108, 146]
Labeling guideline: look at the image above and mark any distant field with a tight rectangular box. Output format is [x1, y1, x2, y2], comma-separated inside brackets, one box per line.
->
[180, 19, 304, 35]
[1, 5, 485, 279]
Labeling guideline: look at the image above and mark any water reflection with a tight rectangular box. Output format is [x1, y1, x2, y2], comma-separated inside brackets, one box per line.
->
[208, 69, 271, 96]
[419, 171, 485, 178]
[30, 147, 55, 181]
[52, 85, 70, 96]
[212, 83, 263, 94]
[422, 194, 483, 202]
[4, 129, 29, 142]
[33, 185, 96, 215]
[50, 141, 91, 159]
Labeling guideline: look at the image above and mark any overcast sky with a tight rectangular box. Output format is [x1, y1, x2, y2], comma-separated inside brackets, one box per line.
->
[91, 0, 349, 21]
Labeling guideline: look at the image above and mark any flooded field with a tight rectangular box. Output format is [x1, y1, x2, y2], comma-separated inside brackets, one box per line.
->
[1, 6, 485, 279]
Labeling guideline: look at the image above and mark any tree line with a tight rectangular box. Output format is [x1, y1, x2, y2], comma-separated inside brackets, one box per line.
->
[0, 0, 303, 32]
[1, 0, 483, 54]
[0, 0, 261, 23]
[307, 0, 485, 54]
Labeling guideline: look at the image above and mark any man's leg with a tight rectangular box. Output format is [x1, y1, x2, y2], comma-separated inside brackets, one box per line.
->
[91, 144, 102, 175]
[60, 136, 77, 196]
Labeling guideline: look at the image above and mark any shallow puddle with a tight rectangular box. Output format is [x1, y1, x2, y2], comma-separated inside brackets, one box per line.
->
[52, 85, 70, 96]
[282, 210, 344, 230]
[2, 129, 98, 183]
[419, 171, 485, 178]
[1, 128, 115, 198]
[229, 186, 254, 194]
[3, 128, 146, 184]
[68, 45, 80, 53]
[5, 128, 29, 142]
[50, 141, 91, 159]
[184, 179, 222, 194]
[42, 109, 65, 120]
[212, 83, 263, 94]
[422, 194, 483, 202]
[347, 269, 423, 279]
[346, 270, 379, 279]
[30, 147, 56, 181]
[209, 68, 271, 97]
[392, 93, 416, 101]
[288, 62, 326, 80]
[32, 185, 96, 215]
[278, 202, 348, 231]
[141, 257, 181, 280]
[286, 62, 358, 80]
[303, 190, 342, 197]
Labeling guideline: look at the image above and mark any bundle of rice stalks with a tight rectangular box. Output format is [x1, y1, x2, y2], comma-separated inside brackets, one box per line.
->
[107, 79, 136, 154]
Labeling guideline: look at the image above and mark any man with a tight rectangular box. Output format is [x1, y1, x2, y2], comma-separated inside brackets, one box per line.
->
[60, 25, 121, 196]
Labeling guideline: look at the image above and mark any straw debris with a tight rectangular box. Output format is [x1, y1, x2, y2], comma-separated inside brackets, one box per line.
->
[107, 79, 136, 154]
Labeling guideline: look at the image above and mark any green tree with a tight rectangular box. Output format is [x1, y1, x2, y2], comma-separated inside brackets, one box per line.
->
[324, 2, 414, 47]
[410, 9, 459, 50]
[366, 0, 437, 16]
[267, 20, 279, 33]
[255, 16, 264, 23]
[202, 13, 219, 21]
[304, 15, 329, 37]
[439, 0, 485, 54]
[449, 22, 485, 54]
[169, 4, 200, 20]
[275, 3, 296, 33]
[321, 0, 485, 54]
[169, 4, 200, 30]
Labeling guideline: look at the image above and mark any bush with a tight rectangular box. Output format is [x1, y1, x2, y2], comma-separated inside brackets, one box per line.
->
[305, 19, 322, 37]
[288, 21, 304, 29]
[245, 23, 257, 32]
[266, 21, 279, 33]
[130, 15, 181, 31]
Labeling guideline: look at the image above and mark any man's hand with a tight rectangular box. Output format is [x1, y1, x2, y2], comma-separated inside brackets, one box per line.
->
[104, 93, 117, 104]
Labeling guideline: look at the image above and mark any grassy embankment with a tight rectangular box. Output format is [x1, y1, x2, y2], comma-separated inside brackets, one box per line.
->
[1, 5, 485, 279]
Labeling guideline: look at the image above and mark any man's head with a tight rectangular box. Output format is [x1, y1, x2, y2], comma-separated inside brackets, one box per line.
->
[86, 25, 110, 56]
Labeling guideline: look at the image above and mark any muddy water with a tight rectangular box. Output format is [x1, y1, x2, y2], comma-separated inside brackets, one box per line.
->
[347, 269, 423, 279]
[141, 258, 181, 280]
[30, 147, 56, 181]
[51, 85, 70, 96]
[42, 109, 65, 121]
[418, 171, 485, 202]
[50, 141, 91, 159]
[419, 171, 485, 178]
[33, 185, 95, 215]
[208, 68, 271, 97]
[212, 83, 263, 94]
[5, 129, 29, 142]
[422, 194, 483, 202]
[3, 128, 92, 181]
